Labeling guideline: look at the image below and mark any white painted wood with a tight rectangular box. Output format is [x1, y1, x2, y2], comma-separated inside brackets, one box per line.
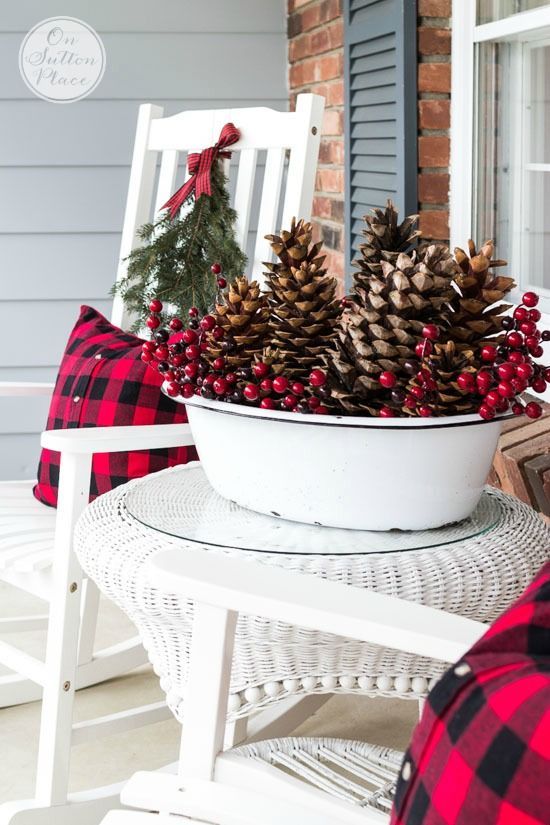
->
[151, 549, 486, 664]
[233, 149, 258, 250]
[0, 382, 54, 397]
[179, 603, 237, 782]
[243, 695, 330, 745]
[0, 641, 45, 685]
[41, 422, 195, 454]
[281, 94, 325, 229]
[253, 148, 286, 277]
[0, 614, 48, 633]
[473, 6, 550, 41]
[0, 783, 124, 825]
[71, 701, 172, 746]
[77, 578, 101, 666]
[153, 150, 180, 215]
[450, 0, 476, 249]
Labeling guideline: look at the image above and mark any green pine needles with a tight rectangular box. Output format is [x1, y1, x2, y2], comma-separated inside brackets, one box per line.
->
[114, 162, 247, 331]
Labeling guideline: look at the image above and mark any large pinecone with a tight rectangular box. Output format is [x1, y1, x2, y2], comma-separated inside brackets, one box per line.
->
[263, 219, 341, 380]
[450, 240, 515, 344]
[403, 341, 480, 417]
[326, 245, 458, 414]
[206, 276, 269, 368]
[353, 199, 421, 280]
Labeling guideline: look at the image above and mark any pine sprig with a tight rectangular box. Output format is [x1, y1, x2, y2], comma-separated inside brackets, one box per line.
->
[113, 162, 247, 331]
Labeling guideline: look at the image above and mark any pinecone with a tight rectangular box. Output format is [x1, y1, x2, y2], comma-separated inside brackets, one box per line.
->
[206, 276, 269, 368]
[353, 199, 421, 281]
[263, 219, 341, 380]
[450, 240, 515, 344]
[325, 245, 458, 414]
[403, 341, 480, 417]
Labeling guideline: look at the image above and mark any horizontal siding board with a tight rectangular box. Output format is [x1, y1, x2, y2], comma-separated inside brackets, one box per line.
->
[2, 1, 285, 33]
[351, 86, 397, 107]
[351, 52, 396, 75]
[352, 155, 396, 173]
[353, 186, 397, 204]
[351, 170, 396, 189]
[0, 99, 286, 167]
[350, 33, 395, 58]
[0, 435, 41, 480]
[351, 121, 396, 139]
[351, 102, 396, 121]
[0, 33, 287, 100]
[0, 397, 50, 435]
[350, 67, 396, 91]
[351, 138, 397, 156]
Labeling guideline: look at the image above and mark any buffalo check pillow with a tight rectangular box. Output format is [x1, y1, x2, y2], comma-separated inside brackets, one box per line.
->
[391, 560, 550, 825]
[34, 305, 196, 507]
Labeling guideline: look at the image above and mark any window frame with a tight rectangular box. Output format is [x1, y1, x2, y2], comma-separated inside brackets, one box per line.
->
[451, 2, 550, 323]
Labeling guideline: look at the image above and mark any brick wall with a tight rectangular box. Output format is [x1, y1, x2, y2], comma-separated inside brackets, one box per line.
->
[288, 0, 345, 284]
[287, 0, 452, 289]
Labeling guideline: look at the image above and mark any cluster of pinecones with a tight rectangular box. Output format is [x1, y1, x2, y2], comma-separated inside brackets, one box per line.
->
[145, 202, 547, 418]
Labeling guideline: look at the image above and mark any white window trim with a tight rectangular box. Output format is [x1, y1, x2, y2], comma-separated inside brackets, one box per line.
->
[450, 1, 550, 331]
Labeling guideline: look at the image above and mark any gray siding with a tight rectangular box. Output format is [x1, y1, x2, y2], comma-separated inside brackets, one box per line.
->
[1, 0, 287, 479]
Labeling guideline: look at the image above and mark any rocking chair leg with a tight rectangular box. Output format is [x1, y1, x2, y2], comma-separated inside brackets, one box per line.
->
[77, 578, 101, 666]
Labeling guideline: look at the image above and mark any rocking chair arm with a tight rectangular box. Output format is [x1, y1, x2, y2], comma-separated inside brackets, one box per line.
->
[0, 381, 55, 397]
[150, 548, 486, 665]
[41, 422, 194, 455]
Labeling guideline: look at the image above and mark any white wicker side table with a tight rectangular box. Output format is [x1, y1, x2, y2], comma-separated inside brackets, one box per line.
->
[76, 463, 550, 724]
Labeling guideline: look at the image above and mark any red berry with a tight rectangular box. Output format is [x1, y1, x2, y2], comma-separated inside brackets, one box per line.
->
[476, 372, 493, 394]
[508, 351, 524, 364]
[532, 345, 544, 358]
[309, 369, 327, 387]
[141, 351, 153, 363]
[497, 398, 510, 413]
[506, 332, 523, 349]
[164, 370, 176, 382]
[497, 363, 516, 381]
[260, 378, 273, 393]
[481, 345, 497, 362]
[217, 278, 227, 289]
[422, 324, 439, 341]
[213, 377, 228, 396]
[410, 386, 425, 401]
[273, 376, 289, 394]
[519, 320, 537, 336]
[516, 362, 534, 381]
[308, 397, 321, 410]
[497, 380, 514, 398]
[200, 315, 216, 332]
[511, 378, 527, 394]
[188, 307, 199, 317]
[155, 345, 169, 361]
[457, 372, 476, 392]
[418, 405, 433, 418]
[479, 404, 495, 420]
[525, 401, 542, 419]
[379, 371, 397, 388]
[172, 354, 186, 367]
[513, 306, 529, 322]
[182, 328, 198, 344]
[185, 344, 200, 361]
[522, 291, 539, 307]
[165, 381, 180, 397]
[484, 390, 501, 408]
[184, 362, 198, 379]
[146, 315, 161, 330]
[340, 297, 350, 308]
[142, 340, 156, 353]
[291, 382, 305, 396]
[212, 356, 225, 371]
[525, 336, 540, 352]
[283, 394, 298, 409]
[545, 367, 550, 382]
[314, 406, 329, 415]
[243, 383, 259, 402]
[529, 309, 542, 322]
[404, 395, 417, 409]
[210, 262, 222, 274]
[253, 361, 270, 378]
[212, 326, 224, 341]
[512, 402, 524, 416]
[169, 317, 183, 332]
[226, 372, 237, 384]
[415, 340, 432, 358]
[379, 406, 396, 417]
[203, 373, 216, 386]
[260, 398, 276, 410]
[149, 299, 163, 313]
[532, 377, 547, 394]
[181, 383, 195, 399]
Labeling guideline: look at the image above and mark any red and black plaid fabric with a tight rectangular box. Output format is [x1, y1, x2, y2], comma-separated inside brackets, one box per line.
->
[391, 560, 550, 825]
[34, 305, 196, 507]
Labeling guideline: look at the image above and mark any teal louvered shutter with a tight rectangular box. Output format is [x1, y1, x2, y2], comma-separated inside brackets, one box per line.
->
[344, 0, 418, 276]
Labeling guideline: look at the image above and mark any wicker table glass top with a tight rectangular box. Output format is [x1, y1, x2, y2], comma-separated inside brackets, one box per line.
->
[125, 464, 502, 555]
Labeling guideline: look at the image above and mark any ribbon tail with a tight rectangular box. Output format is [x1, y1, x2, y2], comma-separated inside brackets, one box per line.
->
[161, 176, 196, 219]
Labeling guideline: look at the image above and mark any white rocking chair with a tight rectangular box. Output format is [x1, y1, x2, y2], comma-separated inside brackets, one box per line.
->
[99, 548, 486, 825]
[0, 94, 324, 825]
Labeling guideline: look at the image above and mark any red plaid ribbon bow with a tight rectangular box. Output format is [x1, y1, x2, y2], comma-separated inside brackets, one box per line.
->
[161, 122, 240, 219]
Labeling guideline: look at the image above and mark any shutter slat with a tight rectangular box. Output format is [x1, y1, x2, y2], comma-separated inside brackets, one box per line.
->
[345, 0, 417, 273]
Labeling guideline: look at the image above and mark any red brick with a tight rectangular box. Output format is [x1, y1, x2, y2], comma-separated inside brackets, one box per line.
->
[301, 4, 321, 31]
[317, 53, 343, 81]
[418, 173, 449, 203]
[293, 0, 313, 8]
[311, 27, 330, 53]
[418, 63, 451, 93]
[289, 33, 310, 63]
[321, 246, 345, 285]
[313, 196, 333, 219]
[289, 59, 316, 88]
[316, 168, 344, 193]
[322, 108, 343, 136]
[418, 136, 450, 167]
[327, 79, 344, 106]
[318, 138, 344, 164]
[319, 0, 342, 24]
[418, 210, 449, 240]
[418, 28, 451, 55]
[418, 0, 451, 16]
[418, 99, 450, 130]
